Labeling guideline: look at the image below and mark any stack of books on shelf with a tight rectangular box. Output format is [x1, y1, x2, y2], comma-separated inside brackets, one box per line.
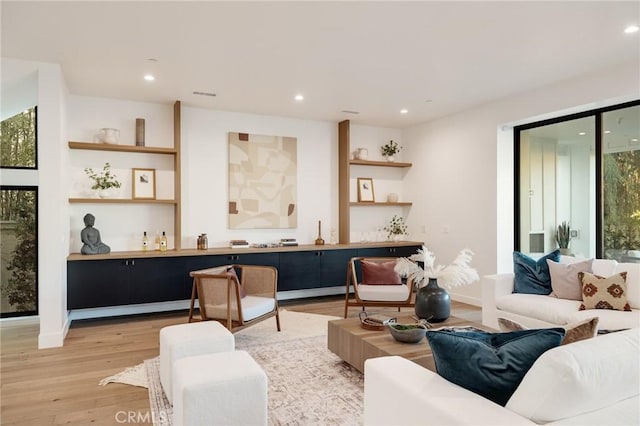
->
[280, 238, 298, 247]
[230, 239, 250, 248]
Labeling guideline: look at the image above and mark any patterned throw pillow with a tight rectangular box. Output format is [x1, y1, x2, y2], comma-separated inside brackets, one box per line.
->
[578, 271, 631, 311]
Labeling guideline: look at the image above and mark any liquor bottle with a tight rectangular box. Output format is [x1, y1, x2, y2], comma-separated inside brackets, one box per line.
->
[160, 231, 168, 252]
[142, 231, 149, 251]
[154, 231, 160, 251]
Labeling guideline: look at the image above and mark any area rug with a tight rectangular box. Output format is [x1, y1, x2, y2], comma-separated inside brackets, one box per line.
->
[101, 310, 364, 425]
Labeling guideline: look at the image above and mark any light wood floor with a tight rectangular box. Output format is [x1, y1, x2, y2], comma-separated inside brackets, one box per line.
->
[0, 296, 480, 426]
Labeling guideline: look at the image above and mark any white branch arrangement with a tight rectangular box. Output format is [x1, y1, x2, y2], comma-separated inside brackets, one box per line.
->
[394, 245, 479, 289]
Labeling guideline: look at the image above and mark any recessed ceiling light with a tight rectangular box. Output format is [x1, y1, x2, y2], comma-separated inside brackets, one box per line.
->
[294, 94, 304, 101]
[400, 109, 408, 114]
[144, 74, 155, 81]
[624, 25, 639, 34]
[604, 130, 611, 134]
[578, 132, 586, 136]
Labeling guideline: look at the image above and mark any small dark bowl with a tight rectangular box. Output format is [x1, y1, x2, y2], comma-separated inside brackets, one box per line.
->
[388, 323, 427, 343]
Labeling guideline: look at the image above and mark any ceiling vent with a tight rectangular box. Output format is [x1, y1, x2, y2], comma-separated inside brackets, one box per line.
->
[193, 91, 216, 97]
[341, 110, 359, 115]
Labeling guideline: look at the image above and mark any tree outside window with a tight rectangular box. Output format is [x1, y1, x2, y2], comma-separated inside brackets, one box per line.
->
[1, 106, 37, 169]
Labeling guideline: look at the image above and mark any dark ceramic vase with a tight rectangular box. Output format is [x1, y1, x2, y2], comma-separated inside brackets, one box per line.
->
[415, 278, 450, 322]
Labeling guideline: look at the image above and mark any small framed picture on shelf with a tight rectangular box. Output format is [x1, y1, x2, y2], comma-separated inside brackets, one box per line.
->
[132, 168, 156, 200]
[357, 177, 375, 202]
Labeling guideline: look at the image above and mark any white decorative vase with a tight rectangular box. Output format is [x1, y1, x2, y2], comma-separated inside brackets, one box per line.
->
[392, 234, 401, 242]
[387, 193, 399, 203]
[98, 187, 119, 198]
[386, 155, 395, 162]
[356, 148, 368, 160]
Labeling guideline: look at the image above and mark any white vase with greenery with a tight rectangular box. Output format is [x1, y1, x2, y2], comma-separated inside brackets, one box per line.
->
[84, 162, 122, 198]
[380, 140, 402, 162]
[384, 215, 407, 241]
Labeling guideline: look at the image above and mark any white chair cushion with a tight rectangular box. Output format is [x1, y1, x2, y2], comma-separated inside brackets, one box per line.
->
[506, 328, 640, 423]
[357, 284, 410, 302]
[496, 293, 580, 325]
[205, 295, 275, 322]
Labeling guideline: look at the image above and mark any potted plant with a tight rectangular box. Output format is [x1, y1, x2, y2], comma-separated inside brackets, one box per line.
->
[380, 140, 402, 161]
[556, 221, 572, 255]
[384, 214, 408, 241]
[84, 162, 122, 197]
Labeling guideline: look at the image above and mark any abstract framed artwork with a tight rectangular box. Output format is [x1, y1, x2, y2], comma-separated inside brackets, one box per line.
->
[132, 168, 156, 200]
[228, 132, 297, 229]
[357, 177, 375, 202]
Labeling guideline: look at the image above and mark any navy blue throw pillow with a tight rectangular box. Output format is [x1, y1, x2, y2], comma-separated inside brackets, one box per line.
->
[513, 250, 560, 295]
[426, 328, 565, 406]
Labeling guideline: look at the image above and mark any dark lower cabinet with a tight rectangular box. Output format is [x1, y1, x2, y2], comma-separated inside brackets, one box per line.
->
[67, 257, 189, 309]
[279, 249, 356, 291]
[128, 257, 189, 304]
[67, 259, 130, 309]
[67, 244, 421, 310]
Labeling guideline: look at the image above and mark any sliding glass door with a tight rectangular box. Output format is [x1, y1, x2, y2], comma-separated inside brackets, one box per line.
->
[515, 100, 639, 262]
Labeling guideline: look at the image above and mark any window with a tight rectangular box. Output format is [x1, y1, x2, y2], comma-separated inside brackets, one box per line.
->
[515, 100, 639, 261]
[1, 106, 37, 169]
[1, 186, 38, 317]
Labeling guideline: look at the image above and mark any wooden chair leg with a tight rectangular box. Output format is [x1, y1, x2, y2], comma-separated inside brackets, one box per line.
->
[188, 278, 198, 323]
[275, 310, 281, 332]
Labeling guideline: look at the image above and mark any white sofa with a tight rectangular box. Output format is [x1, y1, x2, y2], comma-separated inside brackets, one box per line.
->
[482, 258, 640, 331]
[364, 328, 640, 425]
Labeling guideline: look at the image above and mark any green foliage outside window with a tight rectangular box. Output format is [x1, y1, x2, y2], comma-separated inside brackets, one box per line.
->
[1, 188, 37, 315]
[1, 107, 37, 168]
[603, 150, 640, 258]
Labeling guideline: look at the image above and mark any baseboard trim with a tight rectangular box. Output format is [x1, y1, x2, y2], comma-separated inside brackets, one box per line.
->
[449, 293, 481, 307]
[67, 287, 347, 321]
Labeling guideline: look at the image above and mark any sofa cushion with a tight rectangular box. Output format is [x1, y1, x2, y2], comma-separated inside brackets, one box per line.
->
[361, 260, 402, 285]
[547, 259, 593, 301]
[506, 328, 640, 424]
[426, 328, 565, 406]
[615, 262, 640, 309]
[497, 293, 581, 325]
[579, 272, 631, 311]
[513, 250, 559, 295]
[497, 317, 599, 345]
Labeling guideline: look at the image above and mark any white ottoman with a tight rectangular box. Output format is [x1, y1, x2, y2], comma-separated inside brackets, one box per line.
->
[173, 350, 268, 426]
[159, 321, 234, 404]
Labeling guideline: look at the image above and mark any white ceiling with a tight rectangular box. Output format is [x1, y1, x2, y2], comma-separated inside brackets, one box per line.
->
[2, 1, 639, 128]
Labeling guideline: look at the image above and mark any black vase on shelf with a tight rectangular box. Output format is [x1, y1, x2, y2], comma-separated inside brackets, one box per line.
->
[415, 278, 450, 322]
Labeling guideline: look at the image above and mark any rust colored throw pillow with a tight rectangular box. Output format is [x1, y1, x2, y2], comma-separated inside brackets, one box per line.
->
[361, 260, 402, 285]
[497, 317, 599, 346]
[578, 271, 630, 311]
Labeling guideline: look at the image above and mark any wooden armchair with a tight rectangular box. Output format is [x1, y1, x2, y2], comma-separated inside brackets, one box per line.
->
[188, 264, 281, 333]
[344, 257, 414, 318]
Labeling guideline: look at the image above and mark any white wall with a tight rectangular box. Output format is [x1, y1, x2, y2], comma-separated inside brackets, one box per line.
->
[181, 107, 337, 248]
[67, 96, 175, 252]
[402, 60, 639, 306]
[348, 124, 406, 242]
[1, 58, 70, 348]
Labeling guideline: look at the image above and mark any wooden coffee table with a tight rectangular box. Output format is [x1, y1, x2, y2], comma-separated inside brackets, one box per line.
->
[327, 315, 494, 373]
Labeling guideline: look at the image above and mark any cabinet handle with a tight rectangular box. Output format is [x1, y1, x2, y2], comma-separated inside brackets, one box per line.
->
[131, 259, 135, 266]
